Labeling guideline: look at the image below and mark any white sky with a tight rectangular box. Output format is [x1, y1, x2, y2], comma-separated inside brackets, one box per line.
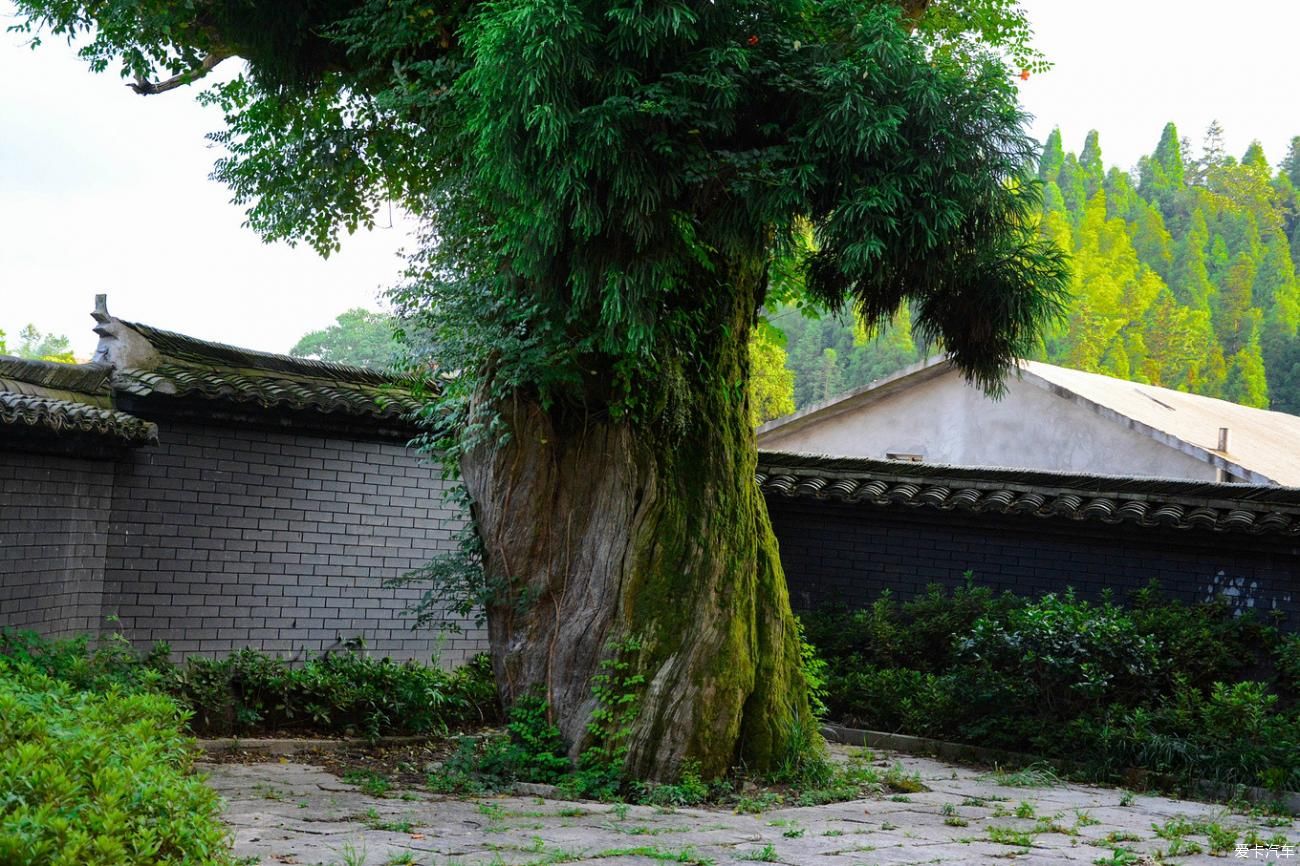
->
[2, 0, 1298, 358]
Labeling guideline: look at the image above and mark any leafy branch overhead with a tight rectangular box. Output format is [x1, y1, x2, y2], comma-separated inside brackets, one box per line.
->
[14, 0, 1066, 407]
[12, 0, 1070, 780]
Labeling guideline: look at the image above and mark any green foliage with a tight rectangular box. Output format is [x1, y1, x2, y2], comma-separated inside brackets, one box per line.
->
[634, 760, 709, 807]
[803, 583, 1300, 791]
[15, 0, 1071, 777]
[484, 694, 573, 785]
[341, 769, 393, 797]
[780, 121, 1300, 412]
[0, 659, 234, 865]
[172, 648, 497, 738]
[430, 638, 646, 798]
[796, 616, 829, 719]
[290, 308, 400, 369]
[962, 590, 1159, 717]
[0, 630, 499, 739]
[3, 323, 76, 363]
[15, 0, 1068, 446]
[568, 637, 648, 799]
[748, 325, 796, 426]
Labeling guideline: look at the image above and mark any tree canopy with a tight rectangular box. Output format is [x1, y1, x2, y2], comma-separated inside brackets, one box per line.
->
[776, 122, 1300, 416]
[12, 0, 1070, 780]
[0, 324, 76, 363]
[290, 308, 399, 369]
[15, 0, 1066, 418]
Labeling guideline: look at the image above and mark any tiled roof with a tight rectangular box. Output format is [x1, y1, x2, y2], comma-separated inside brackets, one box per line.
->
[92, 300, 424, 423]
[1021, 360, 1300, 485]
[757, 451, 1300, 537]
[0, 357, 158, 446]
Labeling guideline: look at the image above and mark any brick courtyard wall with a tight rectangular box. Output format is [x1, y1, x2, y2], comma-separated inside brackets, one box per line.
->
[101, 420, 487, 664]
[767, 497, 1300, 627]
[0, 450, 112, 638]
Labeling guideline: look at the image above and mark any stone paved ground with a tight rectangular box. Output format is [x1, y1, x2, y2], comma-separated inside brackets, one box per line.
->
[206, 746, 1297, 866]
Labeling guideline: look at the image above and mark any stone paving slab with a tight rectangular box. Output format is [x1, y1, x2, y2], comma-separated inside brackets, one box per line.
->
[205, 746, 1297, 865]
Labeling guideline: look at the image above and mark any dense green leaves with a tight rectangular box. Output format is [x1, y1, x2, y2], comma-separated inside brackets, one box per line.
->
[0, 660, 234, 865]
[804, 584, 1300, 790]
[290, 307, 399, 368]
[778, 123, 1300, 413]
[0, 630, 500, 739]
[15, 0, 1067, 427]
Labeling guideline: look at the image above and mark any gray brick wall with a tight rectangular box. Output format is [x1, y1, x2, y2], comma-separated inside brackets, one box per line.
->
[0, 450, 112, 638]
[101, 421, 488, 664]
[768, 497, 1300, 627]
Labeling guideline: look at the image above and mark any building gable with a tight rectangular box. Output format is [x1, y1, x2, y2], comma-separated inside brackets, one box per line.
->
[758, 361, 1217, 481]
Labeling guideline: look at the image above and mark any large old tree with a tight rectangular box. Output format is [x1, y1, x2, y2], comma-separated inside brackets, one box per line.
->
[16, 0, 1067, 779]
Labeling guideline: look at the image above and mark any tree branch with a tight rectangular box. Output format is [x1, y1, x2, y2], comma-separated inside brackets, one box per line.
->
[899, 0, 931, 31]
[128, 52, 229, 95]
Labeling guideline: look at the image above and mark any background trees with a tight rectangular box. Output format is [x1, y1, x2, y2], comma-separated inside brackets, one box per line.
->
[0, 325, 76, 363]
[290, 308, 399, 369]
[775, 122, 1300, 414]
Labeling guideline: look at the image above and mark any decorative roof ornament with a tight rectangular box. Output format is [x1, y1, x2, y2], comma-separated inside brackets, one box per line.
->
[91, 293, 165, 373]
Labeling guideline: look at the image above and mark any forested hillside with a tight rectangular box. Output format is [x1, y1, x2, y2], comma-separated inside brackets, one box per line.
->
[771, 124, 1300, 417]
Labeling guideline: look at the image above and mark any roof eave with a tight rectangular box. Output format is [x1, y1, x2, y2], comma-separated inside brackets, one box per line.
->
[1017, 367, 1276, 485]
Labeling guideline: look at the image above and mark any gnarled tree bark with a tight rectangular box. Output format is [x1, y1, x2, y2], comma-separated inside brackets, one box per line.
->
[460, 265, 809, 781]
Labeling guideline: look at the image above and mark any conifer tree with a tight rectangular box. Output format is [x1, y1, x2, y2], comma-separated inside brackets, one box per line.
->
[1105, 167, 1140, 221]
[1038, 128, 1065, 183]
[1193, 120, 1230, 185]
[1154, 122, 1186, 188]
[1216, 251, 1260, 355]
[1080, 130, 1105, 197]
[1172, 209, 1215, 309]
[1130, 203, 1174, 282]
[1283, 137, 1300, 188]
[1225, 327, 1270, 408]
[1139, 122, 1187, 230]
[1041, 182, 1067, 216]
[1058, 154, 1089, 218]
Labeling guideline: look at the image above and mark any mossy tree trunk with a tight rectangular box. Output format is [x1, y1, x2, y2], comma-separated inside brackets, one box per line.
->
[460, 265, 809, 782]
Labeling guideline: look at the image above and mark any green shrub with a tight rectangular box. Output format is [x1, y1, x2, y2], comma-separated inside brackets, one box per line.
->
[0, 629, 173, 693]
[1275, 634, 1300, 697]
[481, 694, 573, 784]
[1128, 586, 1274, 691]
[803, 582, 1300, 792]
[0, 630, 500, 739]
[0, 659, 233, 865]
[176, 648, 498, 738]
[962, 590, 1159, 717]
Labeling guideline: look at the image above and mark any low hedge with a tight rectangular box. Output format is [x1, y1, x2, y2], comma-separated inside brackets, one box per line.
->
[804, 581, 1300, 793]
[0, 631, 500, 739]
[0, 660, 233, 865]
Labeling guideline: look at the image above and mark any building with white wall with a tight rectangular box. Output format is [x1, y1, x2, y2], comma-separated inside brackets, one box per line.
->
[757, 357, 1300, 485]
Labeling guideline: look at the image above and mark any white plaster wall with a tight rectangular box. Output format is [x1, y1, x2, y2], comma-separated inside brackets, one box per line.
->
[759, 372, 1217, 480]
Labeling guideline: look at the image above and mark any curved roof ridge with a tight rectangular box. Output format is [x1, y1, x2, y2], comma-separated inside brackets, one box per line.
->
[0, 355, 114, 397]
[120, 319, 394, 385]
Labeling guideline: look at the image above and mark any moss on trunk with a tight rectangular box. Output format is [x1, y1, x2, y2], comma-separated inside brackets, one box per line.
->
[461, 264, 810, 782]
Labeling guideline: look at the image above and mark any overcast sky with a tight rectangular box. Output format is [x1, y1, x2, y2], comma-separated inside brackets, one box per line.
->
[2, 1, 1297, 358]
